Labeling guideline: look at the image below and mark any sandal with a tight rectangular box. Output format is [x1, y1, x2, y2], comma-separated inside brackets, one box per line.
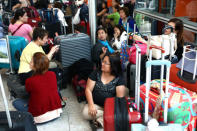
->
[93, 120, 102, 128]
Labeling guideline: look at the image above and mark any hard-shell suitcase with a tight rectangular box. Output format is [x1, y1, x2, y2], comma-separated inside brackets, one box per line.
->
[170, 64, 197, 93]
[172, 45, 197, 92]
[0, 36, 27, 71]
[126, 43, 142, 97]
[55, 33, 92, 68]
[0, 74, 37, 131]
[131, 45, 183, 130]
[104, 45, 142, 131]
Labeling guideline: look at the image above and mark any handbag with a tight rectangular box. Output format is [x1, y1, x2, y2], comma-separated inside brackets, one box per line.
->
[146, 35, 177, 59]
[128, 41, 147, 64]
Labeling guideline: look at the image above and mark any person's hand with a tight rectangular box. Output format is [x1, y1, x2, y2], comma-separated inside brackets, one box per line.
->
[102, 47, 107, 54]
[133, 35, 143, 41]
[114, 32, 119, 39]
[88, 104, 97, 117]
[51, 45, 59, 54]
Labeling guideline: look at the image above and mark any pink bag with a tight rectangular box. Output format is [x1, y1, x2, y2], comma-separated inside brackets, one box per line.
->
[128, 41, 147, 64]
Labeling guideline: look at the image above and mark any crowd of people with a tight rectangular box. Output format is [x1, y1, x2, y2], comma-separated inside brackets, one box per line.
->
[0, 0, 186, 129]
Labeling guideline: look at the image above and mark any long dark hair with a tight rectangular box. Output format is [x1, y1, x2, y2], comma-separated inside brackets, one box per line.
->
[168, 18, 184, 46]
[11, 8, 26, 24]
[102, 52, 122, 77]
[32, 52, 49, 75]
[114, 25, 125, 41]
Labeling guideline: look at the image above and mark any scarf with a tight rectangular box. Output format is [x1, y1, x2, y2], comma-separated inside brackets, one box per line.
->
[98, 40, 114, 53]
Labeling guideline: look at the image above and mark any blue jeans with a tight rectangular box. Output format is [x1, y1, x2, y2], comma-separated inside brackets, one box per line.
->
[12, 99, 28, 112]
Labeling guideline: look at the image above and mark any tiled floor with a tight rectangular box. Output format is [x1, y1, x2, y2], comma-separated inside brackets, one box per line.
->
[0, 69, 103, 131]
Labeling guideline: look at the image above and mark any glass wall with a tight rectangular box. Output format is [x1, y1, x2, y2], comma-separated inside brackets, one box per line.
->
[135, 0, 197, 44]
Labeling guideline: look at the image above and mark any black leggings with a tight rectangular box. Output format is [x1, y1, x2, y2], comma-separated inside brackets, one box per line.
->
[19, 71, 34, 85]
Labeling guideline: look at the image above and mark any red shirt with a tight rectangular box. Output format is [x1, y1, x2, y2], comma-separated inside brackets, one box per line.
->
[25, 71, 61, 117]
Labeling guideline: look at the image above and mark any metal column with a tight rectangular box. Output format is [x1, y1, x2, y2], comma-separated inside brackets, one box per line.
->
[89, 0, 96, 45]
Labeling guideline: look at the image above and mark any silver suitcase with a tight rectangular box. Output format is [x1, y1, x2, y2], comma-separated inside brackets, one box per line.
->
[56, 33, 92, 68]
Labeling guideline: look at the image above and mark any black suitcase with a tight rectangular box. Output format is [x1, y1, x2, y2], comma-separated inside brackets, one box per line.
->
[55, 33, 92, 68]
[0, 75, 37, 131]
[7, 74, 29, 99]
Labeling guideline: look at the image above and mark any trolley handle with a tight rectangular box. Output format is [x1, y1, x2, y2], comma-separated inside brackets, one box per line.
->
[149, 45, 165, 54]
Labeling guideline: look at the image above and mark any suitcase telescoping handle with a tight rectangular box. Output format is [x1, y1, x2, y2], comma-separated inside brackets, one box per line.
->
[181, 45, 197, 80]
[134, 44, 141, 111]
[0, 74, 13, 128]
[145, 60, 171, 124]
[149, 45, 165, 94]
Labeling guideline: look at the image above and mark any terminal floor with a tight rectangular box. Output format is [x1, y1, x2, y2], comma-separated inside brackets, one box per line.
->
[0, 69, 103, 131]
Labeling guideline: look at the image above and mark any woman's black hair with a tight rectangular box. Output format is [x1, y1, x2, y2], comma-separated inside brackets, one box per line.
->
[54, 1, 62, 9]
[11, 8, 26, 24]
[119, 7, 130, 17]
[168, 18, 184, 46]
[113, 4, 120, 12]
[114, 25, 125, 41]
[102, 52, 122, 77]
[32, 27, 48, 41]
[96, 25, 108, 37]
[102, 1, 108, 9]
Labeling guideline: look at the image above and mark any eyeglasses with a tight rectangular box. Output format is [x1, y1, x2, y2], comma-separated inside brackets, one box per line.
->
[101, 60, 110, 65]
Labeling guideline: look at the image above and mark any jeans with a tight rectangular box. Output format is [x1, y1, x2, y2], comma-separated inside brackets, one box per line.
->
[12, 98, 28, 112]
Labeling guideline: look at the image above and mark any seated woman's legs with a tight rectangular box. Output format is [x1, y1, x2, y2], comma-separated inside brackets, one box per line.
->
[12, 98, 28, 112]
[82, 104, 104, 127]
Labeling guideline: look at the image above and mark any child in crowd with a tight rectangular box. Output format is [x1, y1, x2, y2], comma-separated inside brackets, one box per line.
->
[13, 52, 62, 124]
[105, 5, 120, 26]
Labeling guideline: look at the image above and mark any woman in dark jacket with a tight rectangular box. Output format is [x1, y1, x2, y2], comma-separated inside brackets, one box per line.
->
[165, 18, 184, 61]
[92, 26, 115, 67]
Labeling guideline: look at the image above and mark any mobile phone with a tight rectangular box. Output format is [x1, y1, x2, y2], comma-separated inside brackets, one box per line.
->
[56, 45, 60, 48]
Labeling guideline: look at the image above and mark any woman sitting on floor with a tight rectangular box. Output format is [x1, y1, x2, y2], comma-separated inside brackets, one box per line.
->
[13, 52, 62, 124]
[82, 52, 125, 127]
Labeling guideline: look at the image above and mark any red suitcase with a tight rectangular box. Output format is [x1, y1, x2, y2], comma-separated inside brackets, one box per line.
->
[104, 44, 143, 131]
[170, 45, 197, 93]
[170, 64, 197, 93]
[104, 97, 142, 131]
